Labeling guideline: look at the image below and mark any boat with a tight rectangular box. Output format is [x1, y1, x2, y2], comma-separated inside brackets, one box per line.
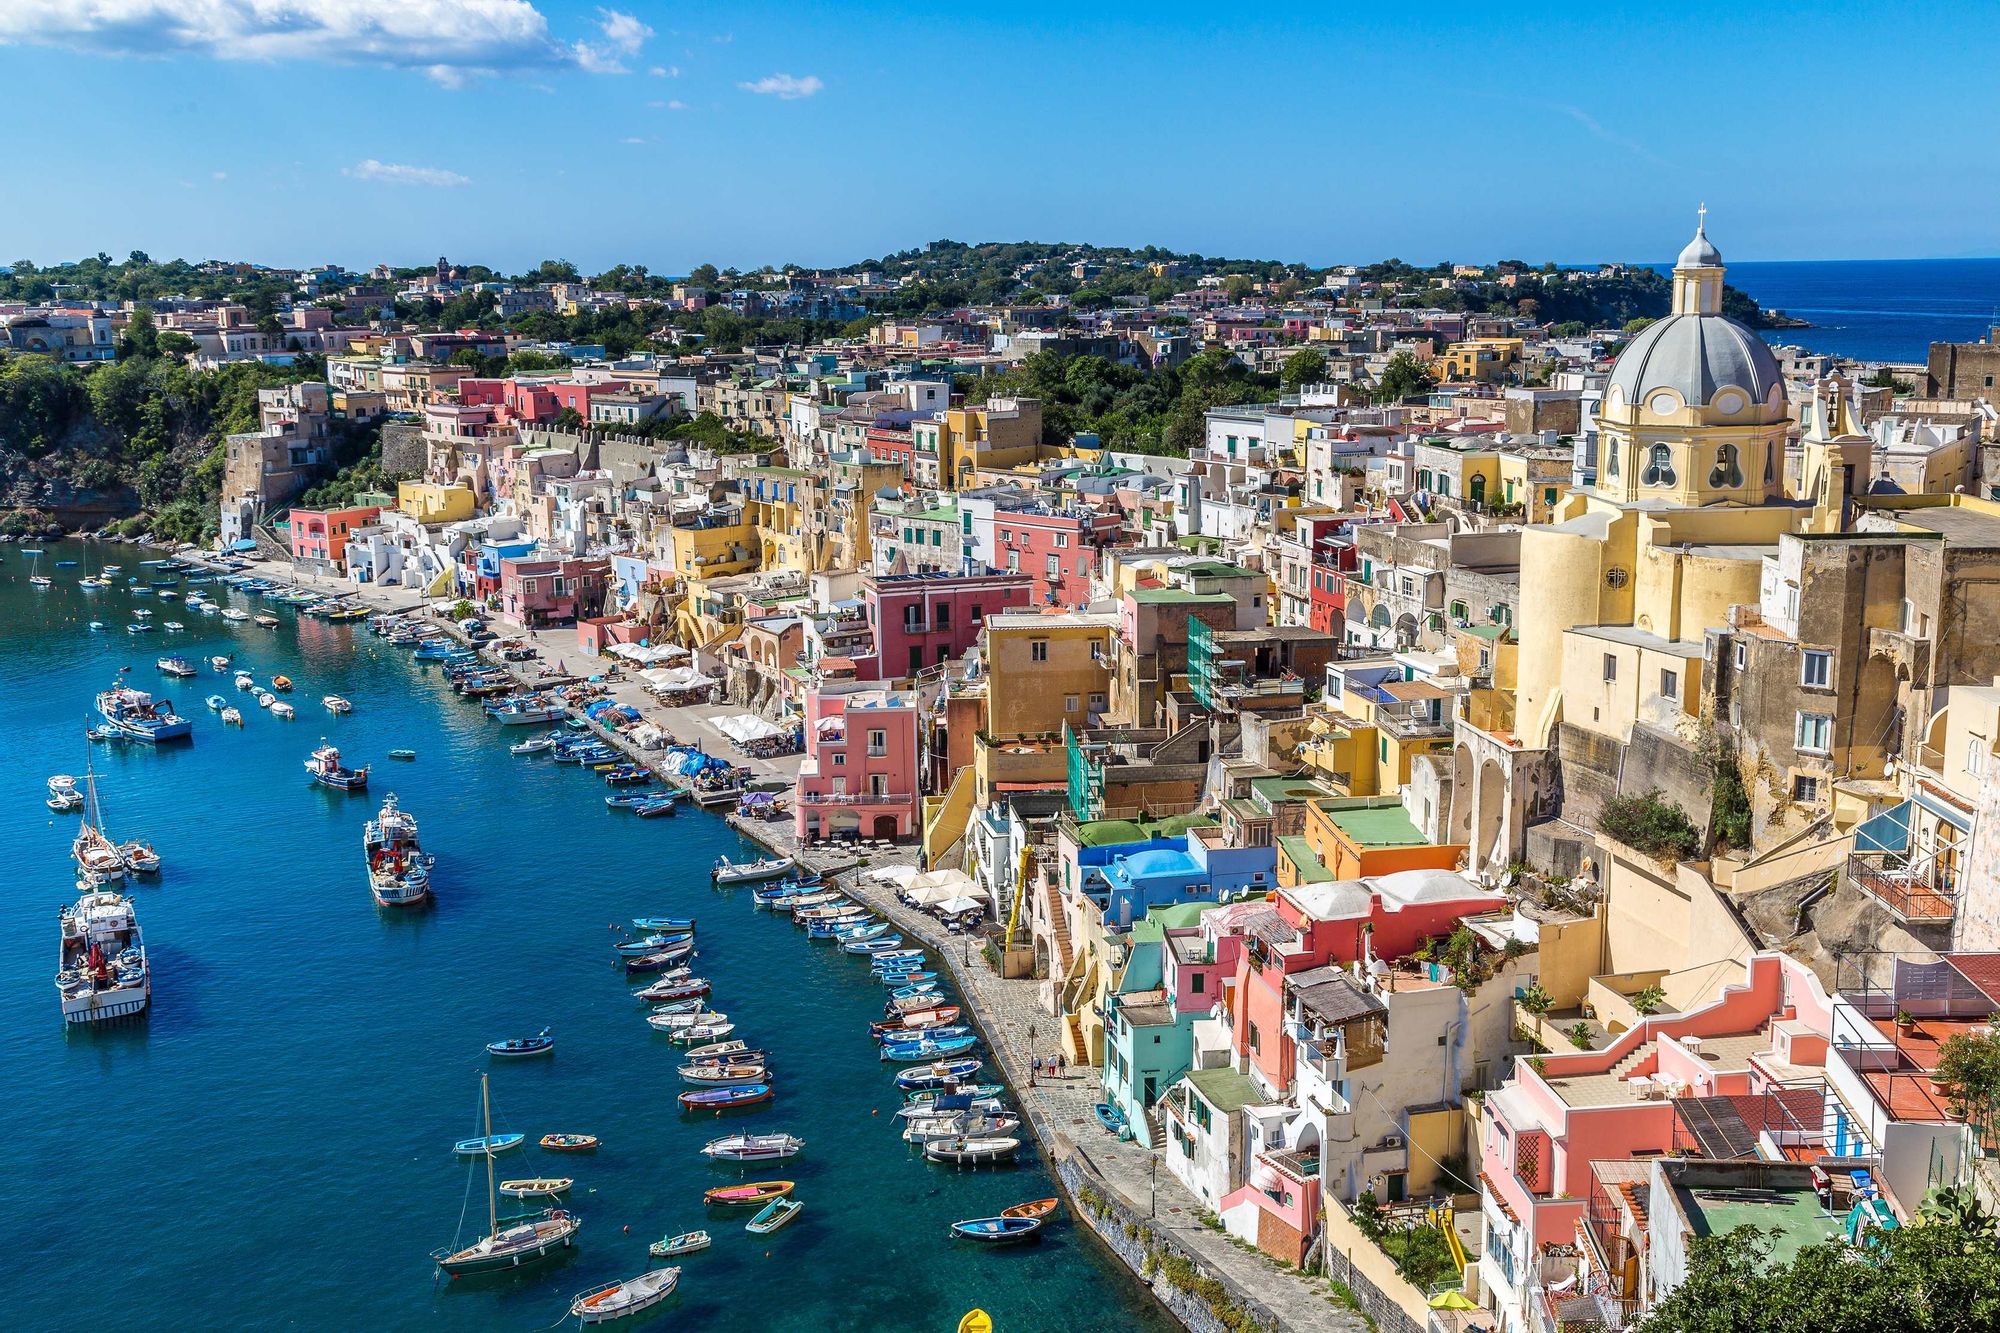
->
[256, 690, 274, 708]
[1001, 1197, 1060, 1220]
[684, 1046, 767, 1069]
[631, 916, 697, 933]
[364, 793, 434, 907]
[679, 1083, 769, 1112]
[844, 936, 908, 956]
[323, 695, 353, 714]
[156, 655, 197, 678]
[882, 971, 940, 989]
[703, 1181, 793, 1207]
[903, 1085, 1005, 1107]
[669, 1022, 737, 1045]
[679, 1038, 754, 1063]
[253, 613, 278, 628]
[235, 671, 256, 690]
[895, 1059, 985, 1092]
[538, 1133, 599, 1152]
[46, 774, 82, 812]
[604, 791, 659, 810]
[570, 1268, 679, 1324]
[125, 622, 155, 634]
[895, 1095, 1008, 1122]
[453, 1133, 526, 1156]
[220, 608, 249, 623]
[950, 1215, 1044, 1244]
[205, 694, 226, 711]
[72, 769, 128, 881]
[904, 1113, 1021, 1145]
[603, 765, 654, 787]
[648, 1230, 709, 1258]
[711, 854, 796, 884]
[118, 841, 161, 874]
[304, 742, 368, 791]
[433, 1075, 580, 1276]
[1092, 1103, 1127, 1135]
[923, 1137, 1022, 1167]
[745, 1198, 802, 1235]
[489, 702, 565, 725]
[163, 621, 185, 631]
[701, 1133, 804, 1163]
[270, 701, 295, 719]
[88, 621, 106, 632]
[616, 931, 693, 956]
[624, 947, 698, 976]
[880, 1034, 980, 1063]
[388, 749, 417, 760]
[510, 737, 554, 756]
[678, 1063, 766, 1087]
[630, 795, 679, 818]
[486, 1027, 554, 1058]
[868, 1006, 963, 1038]
[208, 655, 232, 671]
[27, 550, 50, 589]
[95, 683, 191, 742]
[270, 675, 293, 691]
[57, 887, 150, 1023]
[220, 707, 242, 726]
[647, 1009, 726, 1033]
[498, 1178, 572, 1198]
[632, 974, 702, 1002]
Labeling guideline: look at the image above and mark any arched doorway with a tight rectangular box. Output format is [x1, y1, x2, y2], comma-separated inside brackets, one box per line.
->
[1449, 744, 1475, 844]
[1469, 474, 1487, 507]
[1475, 758, 1506, 873]
[871, 814, 899, 840]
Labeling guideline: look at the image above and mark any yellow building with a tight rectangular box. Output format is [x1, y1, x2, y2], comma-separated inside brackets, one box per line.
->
[973, 610, 1117, 807]
[396, 480, 476, 524]
[662, 512, 756, 581]
[1435, 337, 1524, 383]
[938, 398, 1046, 489]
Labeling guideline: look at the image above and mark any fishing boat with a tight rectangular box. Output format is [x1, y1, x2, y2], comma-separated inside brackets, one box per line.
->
[489, 701, 565, 725]
[744, 1197, 802, 1235]
[630, 794, 679, 818]
[220, 707, 243, 726]
[156, 655, 197, 678]
[1001, 1197, 1060, 1220]
[221, 608, 250, 623]
[604, 791, 658, 811]
[389, 749, 417, 760]
[270, 701, 295, 719]
[323, 695, 353, 714]
[702, 1181, 793, 1207]
[678, 1063, 767, 1087]
[509, 737, 555, 756]
[364, 793, 433, 907]
[649, 1230, 710, 1258]
[880, 1034, 979, 1063]
[923, 1137, 1022, 1167]
[453, 1133, 526, 1156]
[56, 887, 150, 1023]
[253, 613, 279, 628]
[700, 1133, 803, 1163]
[949, 1215, 1043, 1244]
[88, 621, 106, 632]
[903, 1084, 1005, 1107]
[895, 1094, 1008, 1122]
[540, 1133, 599, 1153]
[684, 1046, 767, 1069]
[498, 1178, 572, 1198]
[845, 937, 909, 956]
[209, 655, 232, 671]
[895, 1059, 985, 1092]
[616, 932, 692, 956]
[570, 1268, 678, 1324]
[679, 1037, 754, 1063]
[46, 775, 82, 813]
[235, 671, 256, 690]
[711, 854, 796, 884]
[679, 1083, 769, 1112]
[646, 1009, 726, 1033]
[433, 1075, 579, 1276]
[603, 765, 653, 787]
[486, 1027, 554, 1058]
[205, 694, 226, 711]
[883, 971, 940, 989]
[94, 683, 191, 742]
[1092, 1103, 1127, 1135]
[903, 1113, 1021, 1145]
[868, 1006, 963, 1038]
[304, 742, 368, 791]
[118, 841, 162, 874]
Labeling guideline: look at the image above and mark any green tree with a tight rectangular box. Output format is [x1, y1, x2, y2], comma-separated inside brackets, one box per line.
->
[117, 306, 159, 360]
[1374, 349, 1438, 403]
[1280, 347, 1327, 391]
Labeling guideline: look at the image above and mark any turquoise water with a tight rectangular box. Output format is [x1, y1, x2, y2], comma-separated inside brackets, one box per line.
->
[1, 541, 1168, 1333]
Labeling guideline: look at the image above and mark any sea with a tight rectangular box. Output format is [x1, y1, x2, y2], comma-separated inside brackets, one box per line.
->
[1671, 257, 2000, 365]
[0, 541, 1172, 1333]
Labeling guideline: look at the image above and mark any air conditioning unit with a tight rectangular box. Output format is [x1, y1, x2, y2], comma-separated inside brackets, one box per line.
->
[1380, 1133, 1405, 1150]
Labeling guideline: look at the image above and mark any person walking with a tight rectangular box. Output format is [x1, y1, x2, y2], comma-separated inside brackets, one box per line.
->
[1030, 1054, 1041, 1088]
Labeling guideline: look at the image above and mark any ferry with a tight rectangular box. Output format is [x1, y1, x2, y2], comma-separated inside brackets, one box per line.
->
[57, 889, 151, 1024]
[94, 684, 192, 743]
[364, 793, 433, 907]
[305, 742, 369, 792]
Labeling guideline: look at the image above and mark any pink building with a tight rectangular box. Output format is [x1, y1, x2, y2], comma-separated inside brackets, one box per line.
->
[497, 554, 610, 628]
[861, 570, 1033, 680]
[793, 671, 921, 842]
[289, 504, 382, 574]
[987, 505, 1126, 608]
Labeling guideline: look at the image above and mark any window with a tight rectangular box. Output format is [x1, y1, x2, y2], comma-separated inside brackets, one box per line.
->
[867, 729, 887, 756]
[1046, 554, 1061, 579]
[1795, 711, 1832, 754]
[1030, 640, 1048, 662]
[1007, 550, 1019, 573]
[908, 645, 924, 673]
[1248, 1022, 1260, 1052]
[1800, 650, 1831, 688]
[903, 606, 925, 632]
[1642, 443, 1677, 487]
[1792, 774, 1819, 802]
[934, 603, 949, 631]
[1734, 640, 1747, 669]
[831, 752, 845, 767]
[1969, 734, 1988, 779]
[1709, 442, 1744, 489]
[1603, 654, 1618, 683]
[1661, 668, 1679, 698]
[1065, 695, 1079, 714]
[1449, 600, 1468, 621]
[1055, 532, 1070, 549]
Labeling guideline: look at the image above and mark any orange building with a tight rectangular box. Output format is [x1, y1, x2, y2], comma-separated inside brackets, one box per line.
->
[1294, 796, 1464, 880]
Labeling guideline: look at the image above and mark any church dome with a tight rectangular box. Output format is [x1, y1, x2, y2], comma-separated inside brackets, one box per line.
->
[1676, 226, 1722, 269]
[1605, 313, 1785, 412]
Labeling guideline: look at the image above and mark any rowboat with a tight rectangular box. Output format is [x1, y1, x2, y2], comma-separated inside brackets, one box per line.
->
[680, 1038, 755, 1063]
[1093, 1103, 1127, 1135]
[882, 971, 940, 989]
[888, 993, 959, 1015]
[271, 675, 293, 691]
[631, 795, 679, 818]
[679, 1083, 770, 1112]
[701, 1133, 804, 1162]
[540, 1133, 599, 1152]
[744, 1197, 802, 1235]
[486, 1028, 554, 1058]
[895, 1059, 985, 1092]
[649, 1230, 710, 1258]
[454, 1133, 525, 1156]
[844, 936, 907, 956]
[881, 1034, 979, 1062]
[903, 1112, 1022, 1144]
[837, 922, 893, 944]
[570, 1268, 679, 1324]
[499, 1178, 572, 1198]
[323, 694, 353, 713]
[649, 997, 708, 1016]
[625, 946, 697, 975]
[647, 1010, 727, 1033]
[220, 707, 243, 725]
[603, 765, 653, 786]
[895, 1094, 1008, 1122]
[903, 1084, 1005, 1107]
[1002, 1197, 1060, 1220]
[867, 1006, 962, 1038]
[205, 695, 226, 711]
[389, 749, 417, 760]
[616, 932, 693, 956]
[631, 916, 696, 932]
[923, 1136, 1022, 1167]
[711, 854, 796, 884]
[669, 1022, 737, 1045]
[510, 737, 554, 756]
[950, 1215, 1044, 1244]
[879, 1024, 972, 1045]
[702, 1181, 793, 1207]
[867, 950, 927, 967]
[678, 1063, 766, 1087]
[270, 701, 294, 719]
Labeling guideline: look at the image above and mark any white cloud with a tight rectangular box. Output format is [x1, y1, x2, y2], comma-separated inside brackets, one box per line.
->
[0, 1, 638, 85]
[619, 136, 648, 145]
[667, 99, 686, 111]
[647, 64, 678, 78]
[211, 170, 228, 181]
[738, 72, 821, 100]
[343, 158, 471, 187]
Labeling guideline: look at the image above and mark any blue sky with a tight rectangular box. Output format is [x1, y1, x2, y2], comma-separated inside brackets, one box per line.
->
[1, 1, 1992, 273]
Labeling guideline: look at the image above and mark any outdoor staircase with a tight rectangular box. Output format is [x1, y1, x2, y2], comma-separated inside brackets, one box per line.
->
[1065, 1012, 1087, 1065]
[1043, 876, 1074, 976]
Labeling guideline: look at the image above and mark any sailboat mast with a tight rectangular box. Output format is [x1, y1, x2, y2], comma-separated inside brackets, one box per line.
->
[482, 1074, 498, 1238]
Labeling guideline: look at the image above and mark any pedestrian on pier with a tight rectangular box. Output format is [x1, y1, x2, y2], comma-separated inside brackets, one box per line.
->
[1030, 1054, 1041, 1087]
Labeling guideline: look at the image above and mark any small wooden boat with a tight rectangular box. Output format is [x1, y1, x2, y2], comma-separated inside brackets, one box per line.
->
[647, 1010, 727, 1033]
[711, 854, 796, 884]
[1092, 1103, 1127, 1135]
[669, 1022, 737, 1045]
[540, 1133, 599, 1153]
[271, 675, 293, 691]
[270, 701, 295, 719]
[510, 737, 554, 756]
[923, 1136, 1022, 1167]
[684, 1046, 766, 1068]
[388, 749, 417, 760]
[631, 794, 679, 818]
[220, 707, 243, 726]
[950, 1215, 1044, 1244]
[896, 1059, 985, 1092]
[499, 1178, 573, 1198]
[904, 1085, 1005, 1107]
[868, 1007, 963, 1039]
[678, 1063, 766, 1087]
[896, 1095, 1008, 1123]
[625, 946, 698, 975]
[679, 1082, 770, 1112]
[454, 1133, 526, 1156]
[744, 1197, 802, 1235]
[878, 1025, 973, 1045]
[882, 1034, 980, 1063]
[631, 916, 696, 932]
[1001, 1197, 1060, 1220]
[701, 1133, 803, 1162]
[570, 1268, 679, 1324]
[616, 931, 693, 956]
[253, 613, 279, 628]
[486, 1028, 554, 1058]
[205, 694, 226, 711]
[680, 1038, 756, 1064]
[883, 971, 940, 989]
[323, 694, 353, 713]
[649, 1230, 710, 1259]
[702, 1180, 793, 1207]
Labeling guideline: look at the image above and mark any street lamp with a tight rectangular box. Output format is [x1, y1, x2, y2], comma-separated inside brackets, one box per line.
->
[1150, 1155, 1158, 1218]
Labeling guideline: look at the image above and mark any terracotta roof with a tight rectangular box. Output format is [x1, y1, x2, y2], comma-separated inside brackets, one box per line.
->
[1381, 680, 1452, 702]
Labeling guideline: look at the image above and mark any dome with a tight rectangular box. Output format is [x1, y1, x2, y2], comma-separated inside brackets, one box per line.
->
[1677, 225, 1722, 269]
[1605, 311, 1784, 412]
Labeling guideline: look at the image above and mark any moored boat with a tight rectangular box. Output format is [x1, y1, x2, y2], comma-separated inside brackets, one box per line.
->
[895, 1058, 985, 1092]
[270, 700, 294, 719]
[486, 1028, 554, 1058]
[949, 1215, 1043, 1244]
[220, 707, 243, 726]
[498, 1177, 572, 1198]
[677, 1063, 767, 1087]
[711, 854, 796, 884]
[453, 1133, 526, 1156]
[95, 683, 191, 742]
[57, 887, 150, 1023]
[322, 694, 353, 714]
[434, 1075, 579, 1276]
[922, 1136, 1022, 1167]
[364, 792, 433, 907]
[649, 1230, 709, 1258]
[1001, 1197, 1060, 1220]
[700, 1133, 803, 1162]
[156, 655, 197, 678]
[304, 742, 368, 791]
[540, 1133, 599, 1153]
[570, 1267, 679, 1324]
[679, 1082, 769, 1112]
[744, 1197, 802, 1235]
[702, 1180, 793, 1207]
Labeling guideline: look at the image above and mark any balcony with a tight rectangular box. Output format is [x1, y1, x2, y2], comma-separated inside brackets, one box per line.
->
[1845, 850, 1957, 924]
[799, 790, 912, 807]
[1868, 625, 1930, 678]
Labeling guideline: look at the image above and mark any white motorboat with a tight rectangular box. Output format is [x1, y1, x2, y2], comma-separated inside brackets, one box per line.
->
[323, 695, 353, 714]
[700, 1133, 804, 1162]
[47, 775, 82, 812]
[570, 1268, 679, 1324]
[271, 701, 295, 719]
[901, 1113, 1021, 1145]
[711, 854, 796, 884]
[220, 608, 250, 622]
[922, 1136, 1022, 1166]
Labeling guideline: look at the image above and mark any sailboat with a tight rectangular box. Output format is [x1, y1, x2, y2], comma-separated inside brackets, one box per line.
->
[432, 1074, 581, 1276]
[28, 549, 51, 589]
[72, 765, 127, 882]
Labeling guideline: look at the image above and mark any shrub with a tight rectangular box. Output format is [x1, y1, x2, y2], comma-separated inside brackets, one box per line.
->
[1934, 1031, 2000, 1106]
[1598, 789, 1701, 860]
[1632, 984, 1667, 1016]
[1565, 1021, 1594, 1049]
[1519, 982, 1554, 1015]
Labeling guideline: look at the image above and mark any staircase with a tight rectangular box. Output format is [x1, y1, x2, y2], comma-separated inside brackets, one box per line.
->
[1043, 876, 1074, 977]
[1065, 1012, 1087, 1065]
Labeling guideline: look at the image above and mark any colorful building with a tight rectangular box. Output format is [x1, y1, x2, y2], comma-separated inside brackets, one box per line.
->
[288, 503, 382, 574]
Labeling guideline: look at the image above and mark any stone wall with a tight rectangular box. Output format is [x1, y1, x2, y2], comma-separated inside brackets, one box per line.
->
[1318, 1205, 1427, 1333]
[379, 420, 428, 477]
[1555, 718, 1711, 841]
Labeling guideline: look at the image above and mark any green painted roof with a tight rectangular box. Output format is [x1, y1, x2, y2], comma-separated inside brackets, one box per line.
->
[1680, 1183, 1839, 1267]
[1320, 802, 1427, 848]
[1181, 560, 1259, 580]
[1075, 812, 1216, 848]
[1278, 835, 1334, 883]
[1250, 776, 1335, 805]
[1128, 587, 1233, 605]
[748, 466, 810, 479]
[1144, 901, 1217, 932]
[1186, 1067, 1263, 1114]
[1460, 623, 1509, 641]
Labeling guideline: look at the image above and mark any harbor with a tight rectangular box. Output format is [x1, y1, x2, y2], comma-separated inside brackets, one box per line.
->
[3, 540, 1174, 1333]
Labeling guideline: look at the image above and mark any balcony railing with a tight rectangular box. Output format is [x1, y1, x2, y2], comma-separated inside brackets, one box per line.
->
[1846, 851, 1957, 923]
[799, 790, 912, 806]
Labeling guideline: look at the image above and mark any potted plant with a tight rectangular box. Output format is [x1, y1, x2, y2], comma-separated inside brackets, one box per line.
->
[1895, 1008, 1917, 1033]
[1519, 982, 1554, 1016]
[1933, 1031, 2000, 1114]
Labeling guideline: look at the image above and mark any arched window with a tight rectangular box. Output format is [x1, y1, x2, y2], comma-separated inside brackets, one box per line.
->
[1642, 444, 1677, 487]
[1709, 442, 1743, 489]
[1605, 445, 1620, 479]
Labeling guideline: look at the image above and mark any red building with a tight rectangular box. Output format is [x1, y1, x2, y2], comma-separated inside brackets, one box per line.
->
[289, 503, 382, 575]
[988, 505, 1126, 608]
[1308, 532, 1355, 635]
[861, 570, 1034, 680]
[498, 554, 611, 628]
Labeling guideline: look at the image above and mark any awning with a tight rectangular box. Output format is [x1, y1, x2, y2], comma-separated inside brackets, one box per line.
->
[1913, 786, 1973, 834]
[226, 539, 259, 552]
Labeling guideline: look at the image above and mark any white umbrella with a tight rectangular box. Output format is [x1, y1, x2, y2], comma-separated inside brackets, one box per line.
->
[931, 894, 985, 916]
[907, 881, 962, 905]
[867, 864, 920, 888]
